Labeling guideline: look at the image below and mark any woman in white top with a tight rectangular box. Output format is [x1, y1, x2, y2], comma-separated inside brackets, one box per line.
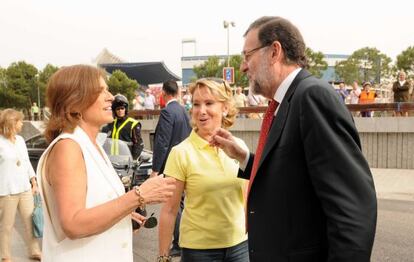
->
[0, 109, 42, 262]
[37, 65, 176, 262]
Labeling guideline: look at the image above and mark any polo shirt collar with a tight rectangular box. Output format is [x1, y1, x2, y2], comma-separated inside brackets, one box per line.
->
[189, 129, 211, 149]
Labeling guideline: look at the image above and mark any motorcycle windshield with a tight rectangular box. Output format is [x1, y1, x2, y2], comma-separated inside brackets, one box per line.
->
[101, 137, 133, 166]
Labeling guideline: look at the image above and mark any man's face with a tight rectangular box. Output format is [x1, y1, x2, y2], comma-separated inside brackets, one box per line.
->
[115, 106, 126, 118]
[240, 29, 273, 99]
[399, 72, 406, 81]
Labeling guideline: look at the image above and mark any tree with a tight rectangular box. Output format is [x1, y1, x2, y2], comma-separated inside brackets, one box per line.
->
[334, 47, 392, 84]
[38, 64, 59, 108]
[396, 46, 414, 78]
[106, 70, 139, 104]
[305, 48, 328, 78]
[192, 55, 248, 87]
[193, 56, 222, 79]
[5, 61, 39, 109]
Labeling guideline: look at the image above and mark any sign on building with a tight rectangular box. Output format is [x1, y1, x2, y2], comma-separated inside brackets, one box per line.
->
[223, 67, 234, 84]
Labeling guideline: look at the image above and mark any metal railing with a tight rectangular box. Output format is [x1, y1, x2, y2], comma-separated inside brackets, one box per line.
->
[129, 102, 414, 118]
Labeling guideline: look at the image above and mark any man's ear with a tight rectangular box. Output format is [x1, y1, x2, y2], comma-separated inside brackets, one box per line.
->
[270, 41, 283, 64]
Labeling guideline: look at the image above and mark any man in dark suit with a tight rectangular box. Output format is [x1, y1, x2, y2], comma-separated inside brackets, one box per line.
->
[151, 80, 191, 256]
[211, 16, 377, 262]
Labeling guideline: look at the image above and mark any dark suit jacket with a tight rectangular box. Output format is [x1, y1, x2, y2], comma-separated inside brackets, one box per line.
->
[392, 80, 411, 102]
[240, 69, 377, 262]
[152, 100, 191, 173]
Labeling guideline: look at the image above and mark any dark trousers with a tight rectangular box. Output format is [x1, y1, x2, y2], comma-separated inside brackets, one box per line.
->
[181, 240, 249, 262]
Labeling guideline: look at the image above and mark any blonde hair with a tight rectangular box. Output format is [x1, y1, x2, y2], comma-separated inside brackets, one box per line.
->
[0, 109, 24, 139]
[188, 78, 237, 129]
[44, 65, 106, 143]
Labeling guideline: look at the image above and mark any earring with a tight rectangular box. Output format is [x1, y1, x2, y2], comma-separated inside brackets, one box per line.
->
[222, 112, 228, 117]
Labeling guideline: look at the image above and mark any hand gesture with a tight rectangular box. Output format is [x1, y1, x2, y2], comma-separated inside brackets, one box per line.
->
[209, 128, 248, 163]
[139, 175, 176, 205]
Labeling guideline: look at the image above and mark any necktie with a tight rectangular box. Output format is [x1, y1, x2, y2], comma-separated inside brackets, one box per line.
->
[247, 99, 279, 197]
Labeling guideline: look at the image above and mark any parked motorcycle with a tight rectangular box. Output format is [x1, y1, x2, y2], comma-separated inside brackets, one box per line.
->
[99, 134, 155, 229]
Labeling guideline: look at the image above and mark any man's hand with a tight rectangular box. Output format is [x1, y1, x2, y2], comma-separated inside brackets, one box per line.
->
[209, 128, 248, 163]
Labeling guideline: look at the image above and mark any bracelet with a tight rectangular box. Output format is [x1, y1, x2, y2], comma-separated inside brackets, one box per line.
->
[133, 186, 146, 208]
[157, 255, 172, 262]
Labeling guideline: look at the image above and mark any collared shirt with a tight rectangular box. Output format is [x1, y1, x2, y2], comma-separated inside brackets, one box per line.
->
[164, 130, 248, 249]
[0, 135, 35, 196]
[165, 98, 177, 107]
[241, 67, 302, 169]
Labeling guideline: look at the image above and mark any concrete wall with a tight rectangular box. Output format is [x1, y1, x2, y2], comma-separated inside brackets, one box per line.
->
[23, 117, 414, 169]
[139, 117, 414, 169]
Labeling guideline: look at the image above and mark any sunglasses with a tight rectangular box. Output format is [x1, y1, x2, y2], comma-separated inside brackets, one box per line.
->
[198, 77, 232, 95]
[116, 107, 126, 111]
[132, 210, 158, 230]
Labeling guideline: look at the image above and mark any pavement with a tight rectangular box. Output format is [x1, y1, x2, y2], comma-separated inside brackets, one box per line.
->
[1, 168, 414, 261]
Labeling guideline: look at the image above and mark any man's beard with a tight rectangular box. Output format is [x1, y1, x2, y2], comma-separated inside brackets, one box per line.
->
[249, 61, 271, 97]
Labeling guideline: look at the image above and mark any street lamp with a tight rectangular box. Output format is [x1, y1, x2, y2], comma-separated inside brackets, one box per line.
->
[223, 20, 235, 67]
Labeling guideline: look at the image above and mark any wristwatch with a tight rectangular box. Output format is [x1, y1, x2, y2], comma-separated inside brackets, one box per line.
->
[133, 186, 145, 208]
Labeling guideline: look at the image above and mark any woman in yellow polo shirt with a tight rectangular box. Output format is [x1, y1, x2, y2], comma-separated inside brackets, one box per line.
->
[158, 78, 249, 262]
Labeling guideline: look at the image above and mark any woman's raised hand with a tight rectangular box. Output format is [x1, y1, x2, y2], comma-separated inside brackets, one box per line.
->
[139, 175, 176, 204]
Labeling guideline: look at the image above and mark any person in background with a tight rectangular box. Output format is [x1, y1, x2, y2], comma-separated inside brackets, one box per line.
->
[151, 80, 192, 257]
[182, 89, 192, 112]
[37, 65, 176, 262]
[132, 93, 145, 111]
[0, 109, 42, 262]
[144, 89, 156, 110]
[349, 81, 361, 104]
[101, 94, 144, 160]
[247, 89, 265, 119]
[210, 16, 377, 261]
[233, 86, 248, 118]
[337, 82, 349, 103]
[359, 81, 377, 117]
[392, 71, 411, 116]
[158, 78, 249, 262]
[31, 102, 40, 121]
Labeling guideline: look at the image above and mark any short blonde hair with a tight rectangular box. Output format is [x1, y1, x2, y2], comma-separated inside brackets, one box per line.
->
[189, 78, 237, 129]
[0, 109, 24, 139]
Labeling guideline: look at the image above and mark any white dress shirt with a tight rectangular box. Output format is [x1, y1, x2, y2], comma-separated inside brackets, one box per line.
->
[0, 135, 35, 196]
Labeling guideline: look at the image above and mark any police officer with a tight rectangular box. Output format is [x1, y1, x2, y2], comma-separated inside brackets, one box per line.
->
[102, 94, 144, 160]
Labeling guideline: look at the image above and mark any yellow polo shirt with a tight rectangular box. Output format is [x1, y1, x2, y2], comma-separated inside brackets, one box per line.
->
[164, 130, 248, 249]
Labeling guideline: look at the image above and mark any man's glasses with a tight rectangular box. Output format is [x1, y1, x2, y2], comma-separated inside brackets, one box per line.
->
[115, 107, 126, 111]
[241, 44, 270, 62]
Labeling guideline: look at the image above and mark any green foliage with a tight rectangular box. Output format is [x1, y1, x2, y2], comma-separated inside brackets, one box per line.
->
[305, 48, 328, 78]
[192, 55, 248, 87]
[193, 56, 222, 79]
[106, 70, 139, 104]
[396, 46, 414, 78]
[0, 86, 27, 109]
[5, 61, 39, 108]
[37, 64, 59, 108]
[334, 47, 392, 84]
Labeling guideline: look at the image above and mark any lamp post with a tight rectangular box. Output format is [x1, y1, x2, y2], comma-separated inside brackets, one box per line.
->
[223, 20, 235, 67]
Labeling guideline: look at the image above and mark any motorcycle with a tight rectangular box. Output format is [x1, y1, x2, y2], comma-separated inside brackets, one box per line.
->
[99, 134, 152, 191]
[99, 134, 155, 229]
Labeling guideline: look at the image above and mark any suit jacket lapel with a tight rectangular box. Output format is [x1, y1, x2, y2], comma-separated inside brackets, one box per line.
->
[258, 69, 311, 169]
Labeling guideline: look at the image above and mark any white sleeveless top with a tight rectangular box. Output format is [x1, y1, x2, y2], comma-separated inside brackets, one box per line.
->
[37, 127, 133, 262]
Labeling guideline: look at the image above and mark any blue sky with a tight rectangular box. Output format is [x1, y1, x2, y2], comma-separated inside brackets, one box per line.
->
[1, 0, 413, 76]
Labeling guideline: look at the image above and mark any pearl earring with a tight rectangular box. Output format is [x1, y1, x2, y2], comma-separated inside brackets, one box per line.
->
[222, 112, 228, 117]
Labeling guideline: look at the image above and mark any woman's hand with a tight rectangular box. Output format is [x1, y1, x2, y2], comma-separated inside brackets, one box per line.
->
[131, 211, 146, 233]
[139, 175, 176, 205]
[32, 182, 39, 195]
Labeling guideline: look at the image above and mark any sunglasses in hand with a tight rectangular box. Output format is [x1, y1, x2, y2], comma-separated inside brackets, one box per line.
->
[132, 209, 158, 230]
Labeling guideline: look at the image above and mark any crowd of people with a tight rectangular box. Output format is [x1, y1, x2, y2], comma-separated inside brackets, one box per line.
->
[7, 14, 414, 262]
